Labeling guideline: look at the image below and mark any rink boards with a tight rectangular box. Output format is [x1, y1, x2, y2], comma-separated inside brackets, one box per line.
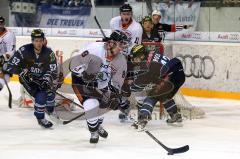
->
[12, 36, 240, 100]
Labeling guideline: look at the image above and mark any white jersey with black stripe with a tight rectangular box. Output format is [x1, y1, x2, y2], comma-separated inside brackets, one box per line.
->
[110, 16, 143, 55]
[0, 28, 16, 57]
[70, 42, 127, 90]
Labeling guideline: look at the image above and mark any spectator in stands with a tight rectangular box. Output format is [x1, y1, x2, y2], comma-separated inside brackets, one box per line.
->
[151, 10, 192, 41]
[53, 0, 63, 6]
[68, 0, 75, 7]
[45, 0, 90, 7]
[141, 16, 161, 42]
[141, 15, 164, 54]
[167, 0, 195, 8]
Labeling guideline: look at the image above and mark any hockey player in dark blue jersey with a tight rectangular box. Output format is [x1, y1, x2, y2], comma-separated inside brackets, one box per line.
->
[129, 44, 185, 129]
[5, 29, 58, 128]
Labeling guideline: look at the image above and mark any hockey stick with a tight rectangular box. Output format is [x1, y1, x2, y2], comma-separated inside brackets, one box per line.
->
[47, 91, 86, 125]
[29, 80, 85, 124]
[54, 91, 84, 109]
[3, 76, 12, 109]
[62, 112, 85, 125]
[145, 130, 189, 155]
[90, 0, 107, 38]
[131, 119, 189, 155]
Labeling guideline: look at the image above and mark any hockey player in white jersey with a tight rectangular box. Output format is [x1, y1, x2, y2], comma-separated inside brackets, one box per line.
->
[0, 16, 16, 91]
[110, 3, 143, 54]
[69, 30, 128, 144]
[110, 4, 143, 121]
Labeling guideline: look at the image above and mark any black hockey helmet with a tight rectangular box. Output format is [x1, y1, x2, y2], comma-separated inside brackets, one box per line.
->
[110, 30, 129, 43]
[31, 29, 45, 41]
[0, 16, 5, 23]
[130, 44, 147, 59]
[109, 30, 131, 49]
[120, 4, 132, 13]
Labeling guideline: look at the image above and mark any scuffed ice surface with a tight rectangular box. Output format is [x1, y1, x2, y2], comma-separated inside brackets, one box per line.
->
[0, 82, 240, 159]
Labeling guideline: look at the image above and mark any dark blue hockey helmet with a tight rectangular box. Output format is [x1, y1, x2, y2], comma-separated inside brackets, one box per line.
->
[110, 30, 130, 44]
[31, 29, 45, 41]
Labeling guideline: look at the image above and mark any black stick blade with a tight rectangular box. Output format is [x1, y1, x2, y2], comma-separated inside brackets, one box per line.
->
[168, 145, 189, 155]
[62, 113, 85, 125]
[145, 130, 189, 155]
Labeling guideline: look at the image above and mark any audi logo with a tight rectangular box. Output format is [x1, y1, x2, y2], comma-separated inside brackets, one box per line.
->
[229, 34, 240, 40]
[191, 33, 201, 40]
[176, 54, 215, 79]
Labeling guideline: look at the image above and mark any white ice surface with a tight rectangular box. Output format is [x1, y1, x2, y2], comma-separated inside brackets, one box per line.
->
[0, 82, 240, 159]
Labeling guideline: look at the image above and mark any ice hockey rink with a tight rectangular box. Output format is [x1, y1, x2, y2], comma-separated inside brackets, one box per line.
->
[0, 82, 240, 159]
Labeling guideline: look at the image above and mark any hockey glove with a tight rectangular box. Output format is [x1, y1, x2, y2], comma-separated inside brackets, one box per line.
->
[41, 74, 53, 90]
[19, 69, 33, 84]
[99, 86, 120, 110]
[82, 71, 96, 83]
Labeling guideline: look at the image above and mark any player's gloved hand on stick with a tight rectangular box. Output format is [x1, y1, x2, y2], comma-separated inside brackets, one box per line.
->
[108, 83, 120, 95]
[107, 97, 120, 110]
[108, 85, 121, 110]
[19, 69, 33, 83]
[99, 85, 120, 110]
[41, 74, 53, 90]
[82, 71, 96, 82]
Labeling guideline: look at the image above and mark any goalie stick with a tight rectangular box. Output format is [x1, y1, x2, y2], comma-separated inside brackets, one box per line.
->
[3, 76, 12, 109]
